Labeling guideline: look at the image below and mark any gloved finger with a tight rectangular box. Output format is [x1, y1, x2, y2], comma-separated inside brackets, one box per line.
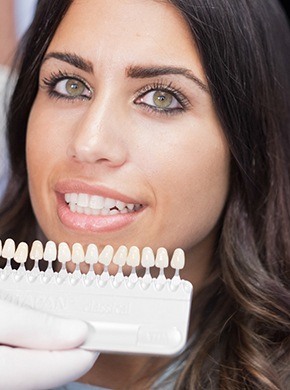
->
[0, 346, 99, 390]
[0, 298, 89, 349]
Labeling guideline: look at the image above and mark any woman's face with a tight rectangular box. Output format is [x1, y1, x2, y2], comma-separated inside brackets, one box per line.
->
[27, 0, 230, 284]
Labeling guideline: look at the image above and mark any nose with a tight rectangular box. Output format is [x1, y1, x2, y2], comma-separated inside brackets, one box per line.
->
[67, 101, 127, 167]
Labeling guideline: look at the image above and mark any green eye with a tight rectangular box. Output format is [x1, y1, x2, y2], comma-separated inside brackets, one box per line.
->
[153, 91, 173, 109]
[47, 76, 92, 100]
[135, 88, 183, 113]
[65, 79, 86, 96]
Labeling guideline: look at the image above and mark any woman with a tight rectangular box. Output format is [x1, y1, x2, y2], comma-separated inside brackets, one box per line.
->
[1, 0, 290, 389]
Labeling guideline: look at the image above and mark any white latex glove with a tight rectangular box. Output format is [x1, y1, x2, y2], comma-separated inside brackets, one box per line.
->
[0, 297, 99, 390]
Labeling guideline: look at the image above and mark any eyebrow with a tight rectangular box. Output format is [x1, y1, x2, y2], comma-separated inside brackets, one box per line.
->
[126, 65, 209, 93]
[41, 52, 209, 93]
[42, 52, 94, 73]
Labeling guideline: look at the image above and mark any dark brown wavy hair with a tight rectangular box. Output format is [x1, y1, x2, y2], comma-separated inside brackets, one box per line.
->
[1, 0, 290, 388]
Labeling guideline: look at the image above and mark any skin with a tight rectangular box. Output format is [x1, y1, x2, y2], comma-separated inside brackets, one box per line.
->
[26, 0, 230, 387]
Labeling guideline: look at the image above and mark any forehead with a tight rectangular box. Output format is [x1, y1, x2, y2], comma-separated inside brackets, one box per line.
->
[47, 0, 204, 77]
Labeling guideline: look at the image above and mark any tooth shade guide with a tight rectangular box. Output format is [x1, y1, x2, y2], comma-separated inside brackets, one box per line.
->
[0, 239, 192, 354]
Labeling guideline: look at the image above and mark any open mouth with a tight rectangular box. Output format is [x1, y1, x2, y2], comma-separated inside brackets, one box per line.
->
[65, 192, 143, 216]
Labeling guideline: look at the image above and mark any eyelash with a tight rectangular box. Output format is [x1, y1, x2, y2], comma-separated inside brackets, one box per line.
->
[41, 72, 191, 115]
[133, 82, 190, 116]
[41, 71, 92, 101]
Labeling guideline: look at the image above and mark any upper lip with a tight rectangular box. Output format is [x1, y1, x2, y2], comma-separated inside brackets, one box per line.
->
[55, 179, 145, 205]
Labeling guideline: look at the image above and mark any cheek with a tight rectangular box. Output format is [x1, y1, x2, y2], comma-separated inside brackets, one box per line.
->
[136, 126, 230, 248]
[26, 112, 43, 184]
[139, 130, 229, 204]
[26, 102, 60, 204]
[26, 102, 64, 176]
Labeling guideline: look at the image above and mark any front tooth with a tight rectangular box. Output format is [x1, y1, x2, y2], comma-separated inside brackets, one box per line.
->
[14, 242, 28, 264]
[58, 242, 71, 263]
[78, 193, 89, 207]
[127, 246, 140, 267]
[155, 247, 169, 268]
[170, 248, 185, 270]
[85, 243, 98, 264]
[113, 245, 128, 266]
[141, 247, 155, 268]
[72, 243, 85, 264]
[104, 197, 116, 209]
[30, 240, 43, 260]
[99, 245, 114, 265]
[2, 238, 16, 259]
[43, 241, 57, 262]
[89, 195, 105, 210]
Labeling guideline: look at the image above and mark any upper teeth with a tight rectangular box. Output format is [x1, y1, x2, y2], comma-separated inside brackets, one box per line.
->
[65, 193, 142, 215]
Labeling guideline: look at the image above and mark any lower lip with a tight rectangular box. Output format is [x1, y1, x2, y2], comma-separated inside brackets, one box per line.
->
[56, 194, 143, 233]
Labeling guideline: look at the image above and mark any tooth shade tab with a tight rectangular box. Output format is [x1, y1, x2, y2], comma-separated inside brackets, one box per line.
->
[127, 246, 140, 267]
[171, 248, 185, 270]
[113, 245, 128, 267]
[85, 244, 98, 265]
[58, 242, 71, 263]
[2, 238, 16, 259]
[43, 241, 57, 262]
[155, 247, 169, 269]
[72, 243, 85, 264]
[141, 247, 155, 268]
[30, 240, 44, 261]
[99, 245, 114, 266]
[14, 242, 29, 264]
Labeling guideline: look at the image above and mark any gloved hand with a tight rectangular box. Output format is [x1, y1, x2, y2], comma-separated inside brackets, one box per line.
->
[0, 297, 99, 390]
